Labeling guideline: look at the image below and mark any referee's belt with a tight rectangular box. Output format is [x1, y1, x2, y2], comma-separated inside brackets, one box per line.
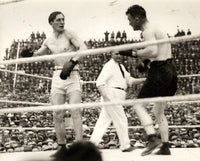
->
[113, 87, 125, 91]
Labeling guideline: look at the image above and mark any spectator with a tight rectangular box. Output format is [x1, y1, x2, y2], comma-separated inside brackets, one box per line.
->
[104, 31, 110, 42]
[52, 141, 102, 161]
[187, 29, 192, 35]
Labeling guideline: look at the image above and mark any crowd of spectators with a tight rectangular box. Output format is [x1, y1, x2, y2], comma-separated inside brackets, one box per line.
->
[174, 27, 192, 37]
[0, 30, 200, 153]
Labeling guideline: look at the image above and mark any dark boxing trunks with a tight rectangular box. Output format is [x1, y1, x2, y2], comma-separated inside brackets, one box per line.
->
[138, 58, 177, 98]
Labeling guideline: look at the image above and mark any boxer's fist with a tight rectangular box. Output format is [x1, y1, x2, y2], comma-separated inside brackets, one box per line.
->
[136, 59, 150, 73]
[21, 47, 34, 57]
[119, 50, 132, 57]
[118, 50, 137, 58]
[60, 59, 78, 80]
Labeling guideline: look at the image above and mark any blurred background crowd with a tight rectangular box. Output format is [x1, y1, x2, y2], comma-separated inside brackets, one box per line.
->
[0, 28, 200, 153]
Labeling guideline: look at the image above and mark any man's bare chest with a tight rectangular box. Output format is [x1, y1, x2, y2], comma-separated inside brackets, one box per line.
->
[47, 36, 72, 53]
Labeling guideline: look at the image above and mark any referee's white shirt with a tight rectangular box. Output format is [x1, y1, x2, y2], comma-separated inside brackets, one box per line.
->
[96, 59, 133, 90]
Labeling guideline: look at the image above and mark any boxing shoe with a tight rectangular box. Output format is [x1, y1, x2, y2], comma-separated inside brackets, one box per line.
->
[141, 134, 162, 156]
[155, 142, 171, 155]
[50, 144, 67, 158]
[122, 145, 136, 152]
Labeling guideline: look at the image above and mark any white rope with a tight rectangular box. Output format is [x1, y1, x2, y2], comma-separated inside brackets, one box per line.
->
[80, 73, 200, 84]
[0, 127, 55, 130]
[0, 94, 200, 114]
[0, 125, 199, 131]
[81, 74, 200, 84]
[0, 69, 52, 80]
[80, 80, 96, 84]
[0, 97, 198, 109]
[0, 94, 198, 108]
[171, 100, 200, 104]
[127, 125, 200, 129]
[0, 99, 49, 106]
[1, 65, 200, 84]
[1, 34, 200, 65]
[0, 0, 24, 5]
[178, 74, 200, 78]
[0, 69, 96, 84]
[0, 99, 197, 108]
[0, 127, 63, 130]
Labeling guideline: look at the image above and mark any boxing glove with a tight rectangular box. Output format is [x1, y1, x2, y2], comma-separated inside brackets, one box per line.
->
[21, 48, 34, 57]
[119, 50, 137, 58]
[136, 59, 151, 73]
[60, 59, 78, 80]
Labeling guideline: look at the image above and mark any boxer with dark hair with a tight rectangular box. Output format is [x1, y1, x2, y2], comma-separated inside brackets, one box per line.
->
[124, 4, 177, 156]
[21, 11, 87, 158]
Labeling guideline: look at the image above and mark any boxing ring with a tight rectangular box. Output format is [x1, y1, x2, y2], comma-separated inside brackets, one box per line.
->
[1, 148, 200, 161]
[0, 34, 200, 161]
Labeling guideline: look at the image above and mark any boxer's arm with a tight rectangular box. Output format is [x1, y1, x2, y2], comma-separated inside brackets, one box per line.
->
[130, 77, 146, 85]
[66, 30, 87, 61]
[124, 68, 145, 86]
[34, 45, 49, 56]
[136, 30, 158, 59]
[60, 30, 87, 79]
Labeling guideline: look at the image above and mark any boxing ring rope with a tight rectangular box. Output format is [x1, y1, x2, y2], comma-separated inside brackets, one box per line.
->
[0, 68, 96, 84]
[0, 125, 200, 131]
[81, 74, 200, 79]
[171, 100, 200, 104]
[0, 93, 200, 114]
[0, 98, 199, 110]
[0, 68, 95, 84]
[178, 74, 200, 78]
[0, 99, 49, 106]
[1, 34, 200, 65]
[0, 68, 52, 80]
[0, 0, 25, 5]
[0, 68, 200, 85]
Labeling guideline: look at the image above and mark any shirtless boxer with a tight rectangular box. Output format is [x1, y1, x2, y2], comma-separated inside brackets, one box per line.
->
[122, 5, 177, 156]
[21, 11, 87, 157]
